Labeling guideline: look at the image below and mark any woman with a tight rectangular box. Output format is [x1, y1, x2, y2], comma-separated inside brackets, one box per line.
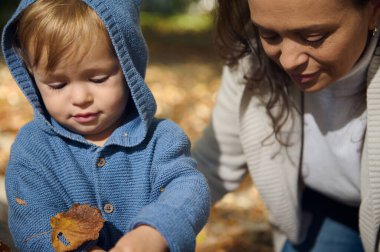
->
[193, 0, 380, 251]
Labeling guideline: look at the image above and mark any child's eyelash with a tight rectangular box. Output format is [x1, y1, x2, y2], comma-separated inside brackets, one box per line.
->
[47, 83, 66, 90]
[90, 76, 109, 83]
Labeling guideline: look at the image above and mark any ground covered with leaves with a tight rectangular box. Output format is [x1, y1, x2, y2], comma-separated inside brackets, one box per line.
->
[0, 13, 273, 251]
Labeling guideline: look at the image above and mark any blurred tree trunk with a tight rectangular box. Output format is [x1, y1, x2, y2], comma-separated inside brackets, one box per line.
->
[141, 0, 215, 14]
[141, 0, 192, 14]
[0, 0, 21, 30]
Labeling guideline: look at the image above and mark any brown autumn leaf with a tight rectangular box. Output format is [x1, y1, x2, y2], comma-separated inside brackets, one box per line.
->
[0, 240, 11, 252]
[50, 204, 105, 252]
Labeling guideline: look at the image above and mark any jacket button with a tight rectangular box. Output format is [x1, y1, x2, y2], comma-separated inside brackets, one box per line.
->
[104, 203, 114, 213]
[97, 158, 106, 167]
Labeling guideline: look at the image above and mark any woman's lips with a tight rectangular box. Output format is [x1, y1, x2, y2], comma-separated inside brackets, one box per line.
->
[291, 72, 319, 85]
[72, 113, 98, 123]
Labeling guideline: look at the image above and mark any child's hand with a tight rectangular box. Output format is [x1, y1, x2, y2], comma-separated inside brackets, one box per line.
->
[88, 246, 106, 252]
[109, 225, 168, 252]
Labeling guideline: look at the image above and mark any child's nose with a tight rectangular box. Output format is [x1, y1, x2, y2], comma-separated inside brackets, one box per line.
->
[71, 84, 93, 107]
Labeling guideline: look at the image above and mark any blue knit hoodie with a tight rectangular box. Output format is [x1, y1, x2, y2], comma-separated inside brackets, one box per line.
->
[1, 1, 210, 251]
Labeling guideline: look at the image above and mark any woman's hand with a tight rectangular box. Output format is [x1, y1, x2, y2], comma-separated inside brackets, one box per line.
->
[109, 225, 168, 252]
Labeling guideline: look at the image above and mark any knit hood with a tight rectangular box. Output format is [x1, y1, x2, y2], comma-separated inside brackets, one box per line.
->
[1, 0, 156, 147]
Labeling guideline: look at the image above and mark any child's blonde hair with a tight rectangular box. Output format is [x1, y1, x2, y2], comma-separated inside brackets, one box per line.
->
[15, 0, 113, 72]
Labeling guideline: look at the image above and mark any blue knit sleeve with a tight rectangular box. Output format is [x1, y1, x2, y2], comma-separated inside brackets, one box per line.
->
[128, 121, 211, 252]
[6, 144, 62, 251]
[5, 138, 94, 252]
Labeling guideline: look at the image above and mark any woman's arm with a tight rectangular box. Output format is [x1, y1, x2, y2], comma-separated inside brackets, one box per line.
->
[192, 65, 249, 203]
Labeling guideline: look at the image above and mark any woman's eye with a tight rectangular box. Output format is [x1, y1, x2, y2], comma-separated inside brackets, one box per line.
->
[258, 30, 280, 43]
[303, 34, 327, 45]
[90, 76, 109, 83]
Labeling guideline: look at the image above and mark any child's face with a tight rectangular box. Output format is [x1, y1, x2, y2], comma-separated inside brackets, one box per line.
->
[30, 40, 128, 145]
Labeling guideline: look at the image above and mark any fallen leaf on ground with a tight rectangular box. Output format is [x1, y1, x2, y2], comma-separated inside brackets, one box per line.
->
[50, 204, 105, 252]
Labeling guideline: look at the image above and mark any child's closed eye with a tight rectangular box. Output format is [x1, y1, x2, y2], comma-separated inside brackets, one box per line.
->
[48, 82, 67, 90]
[90, 75, 109, 84]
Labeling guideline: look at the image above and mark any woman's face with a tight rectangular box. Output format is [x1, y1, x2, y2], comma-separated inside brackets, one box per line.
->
[248, 0, 380, 92]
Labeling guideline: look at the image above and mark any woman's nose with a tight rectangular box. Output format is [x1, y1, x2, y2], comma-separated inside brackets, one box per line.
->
[278, 39, 308, 72]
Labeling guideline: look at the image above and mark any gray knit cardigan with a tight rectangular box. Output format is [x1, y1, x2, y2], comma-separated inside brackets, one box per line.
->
[193, 41, 380, 252]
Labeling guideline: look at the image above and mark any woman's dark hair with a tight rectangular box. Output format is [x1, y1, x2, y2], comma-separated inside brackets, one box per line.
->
[215, 0, 371, 144]
[215, 0, 292, 145]
[353, 0, 372, 7]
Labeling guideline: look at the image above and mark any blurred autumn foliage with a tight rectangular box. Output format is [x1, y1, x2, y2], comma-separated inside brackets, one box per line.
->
[0, 8, 273, 252]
